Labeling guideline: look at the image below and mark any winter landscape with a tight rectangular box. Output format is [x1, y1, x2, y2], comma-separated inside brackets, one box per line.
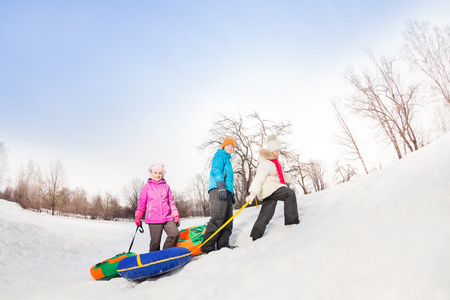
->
[1, 133, 449, 300]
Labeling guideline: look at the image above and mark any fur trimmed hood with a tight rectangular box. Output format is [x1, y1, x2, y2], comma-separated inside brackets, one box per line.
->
[259, 147, 276, 160]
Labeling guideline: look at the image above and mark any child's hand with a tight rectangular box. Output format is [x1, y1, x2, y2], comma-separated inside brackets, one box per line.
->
[246, 193, 256, 205]
[174, 216, 180, 227]
[217, 181, 227, 200]
[135, 210, 144, 226]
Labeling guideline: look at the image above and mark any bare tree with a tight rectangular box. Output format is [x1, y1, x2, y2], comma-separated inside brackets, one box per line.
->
[90, 194, 104, 220]
[332, 100, 369, 174]
[306, 160, 326, 192]
[183, 188, 199, 217]
[0, 186, 13, 201]
[199, 113, 256, 208]
[72, 187, 89, 216]
[103, 192, 114, 220]
[432, 103, 450, 134]
[172, 190, 191, 218]
[13, 160, 44, 209]
[345, 50, 421, 159]
[122, 178, 144, 210]
[110, 197, 123, 220]
[334, 160, 357, 183]
[59, 187, 71, 213]
[191, 173, 209, 217]
[285, 154, 310, 195]
[13, 169, 28, 207]
[403, 20, 450, 105]
[26, 161, 45, 210]
[103, 192, 122, 220]
[44, 160, 66, 215]
[199, 112, 293, 208]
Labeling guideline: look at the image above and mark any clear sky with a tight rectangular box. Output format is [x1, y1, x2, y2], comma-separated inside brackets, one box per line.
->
[1, 0, 449, 198]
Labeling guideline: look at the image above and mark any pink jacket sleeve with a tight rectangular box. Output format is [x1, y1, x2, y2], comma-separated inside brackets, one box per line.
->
[136, 184, 148, 213]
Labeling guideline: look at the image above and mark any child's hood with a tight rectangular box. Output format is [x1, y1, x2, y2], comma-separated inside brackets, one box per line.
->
[259, 148, 276, 161]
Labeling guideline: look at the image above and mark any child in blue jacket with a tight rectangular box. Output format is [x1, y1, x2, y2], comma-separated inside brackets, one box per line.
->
[201, 137, 237, 253]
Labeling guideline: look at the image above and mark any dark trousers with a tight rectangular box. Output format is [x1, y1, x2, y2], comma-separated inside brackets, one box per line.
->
[201, 189, 233, 252]
[148, 221, 180, 252]
[250, 186, 299, 240]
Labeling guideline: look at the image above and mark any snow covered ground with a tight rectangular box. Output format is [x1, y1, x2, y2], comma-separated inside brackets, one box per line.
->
[1, 134, 450, 300]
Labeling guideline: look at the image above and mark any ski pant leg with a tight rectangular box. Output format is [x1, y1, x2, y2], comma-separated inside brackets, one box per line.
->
[275, 186, 300, 225]
[162, 221, 180, 249]
[250, 198, 278, 240]
[217, 192, 233, 250]
[201, 189, 230, 253]
[149, 224, 164, 252]
[250, 186, 299, 240]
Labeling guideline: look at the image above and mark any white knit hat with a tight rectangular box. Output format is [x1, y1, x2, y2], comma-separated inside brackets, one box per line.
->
[267, 134, 281, 152]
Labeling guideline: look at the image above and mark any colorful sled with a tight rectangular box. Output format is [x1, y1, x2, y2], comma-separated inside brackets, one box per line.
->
[117, 247, 193, 281]
[90, 252, 137, 280]
[176, 224, 206, 256]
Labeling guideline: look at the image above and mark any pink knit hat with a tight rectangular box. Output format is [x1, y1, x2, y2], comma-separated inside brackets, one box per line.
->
[149, 163, 165, 173]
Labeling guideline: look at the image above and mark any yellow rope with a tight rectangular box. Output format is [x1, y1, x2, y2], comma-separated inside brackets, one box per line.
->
[193, 197, 256, 254]
[119, 198, 259, 273]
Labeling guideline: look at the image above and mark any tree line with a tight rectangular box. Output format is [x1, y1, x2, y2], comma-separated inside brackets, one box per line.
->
[1, 20, 449, 220]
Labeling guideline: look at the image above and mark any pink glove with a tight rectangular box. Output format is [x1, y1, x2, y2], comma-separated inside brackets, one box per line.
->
[174, 216, 180, 227]
[135, 210, 144, 226]
[171, 211, 180, 227]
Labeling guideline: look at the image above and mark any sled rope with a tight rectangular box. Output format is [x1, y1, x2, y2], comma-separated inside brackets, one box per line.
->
[193, 197, 256, 254]
[128, 224, 144, 253]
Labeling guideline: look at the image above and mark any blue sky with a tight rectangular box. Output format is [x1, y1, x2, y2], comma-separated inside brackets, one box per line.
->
[1, 0, 449, 197]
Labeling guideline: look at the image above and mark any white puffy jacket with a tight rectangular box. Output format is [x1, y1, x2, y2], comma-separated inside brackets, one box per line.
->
[248, 148, 293, 200]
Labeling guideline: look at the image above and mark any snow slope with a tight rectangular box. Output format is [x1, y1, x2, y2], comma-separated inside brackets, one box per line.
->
[1, 134, 450, 300]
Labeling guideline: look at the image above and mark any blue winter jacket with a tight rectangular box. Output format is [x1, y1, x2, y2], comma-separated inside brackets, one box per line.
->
[208, 149, 234, 194]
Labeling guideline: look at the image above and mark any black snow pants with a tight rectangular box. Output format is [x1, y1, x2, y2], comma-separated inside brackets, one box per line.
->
[250, 186, 299, 240]
[201, 189, 233, 253]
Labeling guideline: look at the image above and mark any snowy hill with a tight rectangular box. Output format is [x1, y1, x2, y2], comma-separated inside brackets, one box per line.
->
[1, 134, 450, 300]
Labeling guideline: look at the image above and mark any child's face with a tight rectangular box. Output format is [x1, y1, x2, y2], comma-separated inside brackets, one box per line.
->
[272, 149, 281, 159]
[152, 170, 163, 181]
[224, 144, 235, 154]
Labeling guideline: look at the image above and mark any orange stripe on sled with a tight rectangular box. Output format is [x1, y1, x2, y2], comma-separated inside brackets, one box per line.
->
[90, 265, 105, 280]
[176, 225, 206, 256]
[177, 240, 202, 256]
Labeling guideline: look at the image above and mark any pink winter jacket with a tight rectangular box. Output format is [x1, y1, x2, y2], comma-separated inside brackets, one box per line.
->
[136, 179, 179, 224]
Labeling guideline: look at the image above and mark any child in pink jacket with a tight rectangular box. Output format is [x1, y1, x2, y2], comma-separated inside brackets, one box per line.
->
[135, 164, 180, 252]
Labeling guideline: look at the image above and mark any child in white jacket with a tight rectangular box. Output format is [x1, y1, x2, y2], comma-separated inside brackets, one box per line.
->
[246, 134, 299, 240]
